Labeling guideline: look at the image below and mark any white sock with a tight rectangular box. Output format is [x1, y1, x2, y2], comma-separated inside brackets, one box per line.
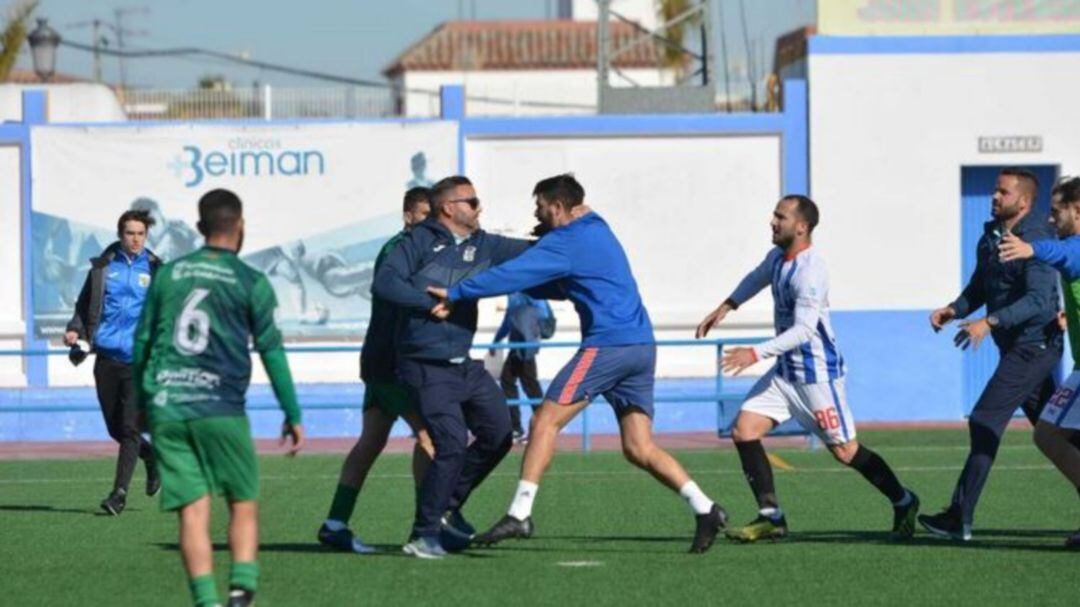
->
[678, 481, 714, 515]
[508, 481, 539, 520]
[893, 490, 913, 508]
[759, 507, 783, 521]
[324, 519, 347, 532]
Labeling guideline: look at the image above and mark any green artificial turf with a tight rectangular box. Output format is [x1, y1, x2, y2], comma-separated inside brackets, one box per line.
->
[1, 429, 1076, 606]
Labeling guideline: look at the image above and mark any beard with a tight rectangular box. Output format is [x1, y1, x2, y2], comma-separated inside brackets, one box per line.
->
[531, 221, 552, 238]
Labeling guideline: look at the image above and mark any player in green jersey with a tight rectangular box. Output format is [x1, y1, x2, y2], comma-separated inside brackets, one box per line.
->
[134, 189, 304, 607]
[318, 187, 436, 553]
[1000, 175, 1080, 549]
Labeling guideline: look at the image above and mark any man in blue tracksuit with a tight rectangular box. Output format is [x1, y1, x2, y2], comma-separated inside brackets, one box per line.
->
[492, 292, 552, 440]
[921, 167, 1063, 541]
[65, 209, 162, 515]
[429, 174, 727, 554]
[372, 175, 530, 558]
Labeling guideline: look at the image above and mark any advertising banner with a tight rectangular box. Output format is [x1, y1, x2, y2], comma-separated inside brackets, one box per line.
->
[30, 120, 457, 339]
[819, 0, 1080, 35]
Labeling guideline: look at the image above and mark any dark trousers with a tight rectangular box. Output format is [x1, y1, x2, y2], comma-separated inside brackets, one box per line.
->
[93, 356, 154, 493]
[951, 341, 1060, 524]
[398, 358, 513, 537]
[500, 355, 542, 433]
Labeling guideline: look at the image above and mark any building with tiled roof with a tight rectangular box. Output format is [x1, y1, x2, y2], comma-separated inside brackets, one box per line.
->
[383, 19, 676, 117]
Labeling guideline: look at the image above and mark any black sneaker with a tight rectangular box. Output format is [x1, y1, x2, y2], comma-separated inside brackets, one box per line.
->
[1065, 528, 1080, 550]
[440, 509, 475, 553]
[690, 504, 728, 553]
[918, 508, 971, 541]
[889, 491, 920, 541]
[100, 489, 127, 516]
[145, 462, 161, 497]
[317, 523, 375, 554]
[226, 587, 255, 607]
[473, 515, 534, 546]
[512, 429, 526, 444]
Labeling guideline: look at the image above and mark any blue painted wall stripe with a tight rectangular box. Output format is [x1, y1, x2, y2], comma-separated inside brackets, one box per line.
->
[810, 34, 1080, 56]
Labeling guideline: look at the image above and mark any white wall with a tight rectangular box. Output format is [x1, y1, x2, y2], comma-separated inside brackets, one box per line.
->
[466, 134, 783, 377]
[809, 50, 1080, 311]
[0, 145, 25, 386]
[401, 68, 675, 117]
[0, 84, 125, 123]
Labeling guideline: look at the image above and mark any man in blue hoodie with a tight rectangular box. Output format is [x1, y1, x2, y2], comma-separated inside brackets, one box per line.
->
[429, 174, 727, 554]
[372, 175, 530, 558]
[65, 209, 162, 515]
[492, 292, 553, 440]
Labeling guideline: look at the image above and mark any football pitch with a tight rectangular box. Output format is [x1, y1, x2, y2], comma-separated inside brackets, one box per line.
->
[2, 428, 1076, 606]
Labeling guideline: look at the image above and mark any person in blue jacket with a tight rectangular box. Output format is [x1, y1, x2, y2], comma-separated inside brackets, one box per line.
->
[428, 174, 727, 554]
[65, 209, 162, 515]
[492, 292, 553, 441]
[372, 175, 530, 558]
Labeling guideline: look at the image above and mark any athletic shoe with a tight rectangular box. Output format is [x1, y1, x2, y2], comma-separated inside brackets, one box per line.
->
[689, 503, 728, 553]
[889, 491, 920, 541]
[100, 489, 127, 516]
[145, 462, 161, 497]
[918, 508, 972, 541]
[1065, 528, 1080, 550]
[512, 429, 526, 443]
[726, 514, 788, 543]
[440, 510, 475, 553]
[226, 588, 255, 607]
[473, 515, 534, 546]
[317, 523, 376, 554]
[402, 536, 448, 559]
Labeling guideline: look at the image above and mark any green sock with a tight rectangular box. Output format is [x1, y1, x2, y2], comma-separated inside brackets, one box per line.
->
[229, 561, 259, 593]
[189, 574, 219, 607]
[327, 483, 360, 524]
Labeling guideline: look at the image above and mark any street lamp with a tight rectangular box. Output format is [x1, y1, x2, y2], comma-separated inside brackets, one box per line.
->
[27, 18, 61, 82]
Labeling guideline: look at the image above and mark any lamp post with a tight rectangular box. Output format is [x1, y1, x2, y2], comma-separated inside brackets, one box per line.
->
[27, 18, 61, 82]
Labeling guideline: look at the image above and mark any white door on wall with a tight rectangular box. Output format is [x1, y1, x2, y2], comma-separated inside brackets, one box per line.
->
[959, 165, 1059, 413]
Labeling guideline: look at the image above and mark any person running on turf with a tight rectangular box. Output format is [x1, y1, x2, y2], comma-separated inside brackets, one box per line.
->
[428, 174, 728, 554]
[695, 195, 919, 543]
[134, 189, 304, 607]
[317, 187, 436, 554]
[999, 175, 1080, 550]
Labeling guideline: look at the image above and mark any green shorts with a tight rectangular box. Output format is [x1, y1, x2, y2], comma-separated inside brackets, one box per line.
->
[362, 381, 416, 418]
[150, 415, 259, 511]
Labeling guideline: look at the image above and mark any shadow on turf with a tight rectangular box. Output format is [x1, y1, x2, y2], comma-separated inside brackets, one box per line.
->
[156, 542, 495, 559]
[791, 529, 1073, 553]
[0, 504, 94, 515]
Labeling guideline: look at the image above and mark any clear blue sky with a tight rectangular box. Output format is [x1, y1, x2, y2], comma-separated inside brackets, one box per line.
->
[15, 0, 815, 89]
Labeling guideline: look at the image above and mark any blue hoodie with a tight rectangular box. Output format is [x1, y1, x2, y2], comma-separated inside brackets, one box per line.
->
[372, 218, 530, 361]
[448, 212, 654, 347]
[94, 247, 156, 363]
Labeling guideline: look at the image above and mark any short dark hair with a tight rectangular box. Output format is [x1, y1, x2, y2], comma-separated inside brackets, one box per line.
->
[403, 186, 431, 214]
[1052, 176, 1080, 206]
[116, 209, 155, 237]
[533, 174, 585, 211]
[197, 189, 243, 236]
[1000, 167, 1039, 202]
[428, 176, 472, 212]
[782, 194, 819, 234]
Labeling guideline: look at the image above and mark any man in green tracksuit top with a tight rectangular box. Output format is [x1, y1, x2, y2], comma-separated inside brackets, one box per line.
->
[134, 189, 304, 607]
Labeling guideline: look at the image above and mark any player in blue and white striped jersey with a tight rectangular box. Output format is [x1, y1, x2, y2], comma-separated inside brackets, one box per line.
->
[696, 195, 919, 543]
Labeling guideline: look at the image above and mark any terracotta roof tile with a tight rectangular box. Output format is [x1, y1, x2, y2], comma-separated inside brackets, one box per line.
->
[383, 20, 663, 76]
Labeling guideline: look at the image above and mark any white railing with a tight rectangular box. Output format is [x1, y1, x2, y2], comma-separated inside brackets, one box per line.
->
[118, 85, 406, 121]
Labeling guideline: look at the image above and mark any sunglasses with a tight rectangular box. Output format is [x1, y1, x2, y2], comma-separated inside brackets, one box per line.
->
[446, 197, 480, 209]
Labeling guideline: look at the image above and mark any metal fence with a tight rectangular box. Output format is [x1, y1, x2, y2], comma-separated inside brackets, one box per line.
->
[118, 85, 409, 121]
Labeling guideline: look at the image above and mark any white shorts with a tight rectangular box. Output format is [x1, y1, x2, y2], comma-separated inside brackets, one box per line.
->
[1041, 370, 1080, 431]
[740, 368, 857, 445]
